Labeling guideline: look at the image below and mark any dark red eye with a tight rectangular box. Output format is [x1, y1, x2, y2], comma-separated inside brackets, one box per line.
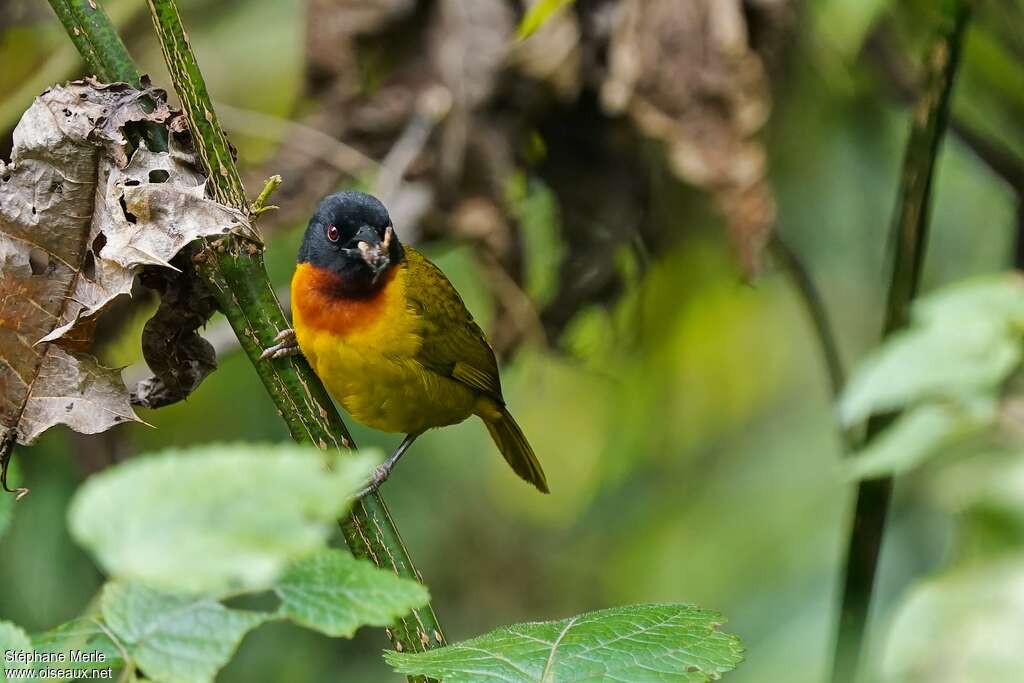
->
[326, 224, 340, 242]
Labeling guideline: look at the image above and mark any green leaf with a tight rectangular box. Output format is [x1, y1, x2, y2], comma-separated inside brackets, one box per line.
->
[100, 582, 269, 683]
[68, 443, 377, 594]
[516, 0, 575, 40]
[385, 603, 743, 682]
[31, 618, 123, 680]
[913, 275, 1024, 327]
[845, 400, 995, 480]
[839, 322, 1018, 424]
[880, 557, 1024, 683]
[0, 620, 32, 681]
[933, 450, 1024, 530]
[274, 548, 430, 638]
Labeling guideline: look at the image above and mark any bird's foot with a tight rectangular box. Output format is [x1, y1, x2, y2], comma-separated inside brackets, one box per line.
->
[353, 462, 394, 499]
[259, 328, 301, 361]
[353, 433, 420, 498]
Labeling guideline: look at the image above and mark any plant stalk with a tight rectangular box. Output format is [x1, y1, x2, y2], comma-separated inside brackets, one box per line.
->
[830, 3, 972, 682]
[47, 0, 445, 670]
[769, 235, 845, 402]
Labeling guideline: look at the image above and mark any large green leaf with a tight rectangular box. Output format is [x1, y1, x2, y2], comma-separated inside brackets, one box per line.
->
[385, 603, 743, 682]
[274, 549, 430, 638]
[0, 620, 32, 681]
[68, 444, 377, 593]
[100, 582, 269, 683]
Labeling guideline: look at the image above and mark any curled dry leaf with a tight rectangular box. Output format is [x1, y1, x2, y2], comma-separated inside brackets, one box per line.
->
[602, 0, 777, 274]
[132, 247, 219, 410]
[0, 79, 253, 446]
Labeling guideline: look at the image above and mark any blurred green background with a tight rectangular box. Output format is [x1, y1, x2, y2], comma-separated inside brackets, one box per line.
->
[2, 0, 1022, 681]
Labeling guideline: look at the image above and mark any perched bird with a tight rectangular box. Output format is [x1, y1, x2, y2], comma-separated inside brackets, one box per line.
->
[261, 191, 548, 494]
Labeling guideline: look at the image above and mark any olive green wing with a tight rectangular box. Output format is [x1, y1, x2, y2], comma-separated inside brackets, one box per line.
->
[403, 248, 504, 403]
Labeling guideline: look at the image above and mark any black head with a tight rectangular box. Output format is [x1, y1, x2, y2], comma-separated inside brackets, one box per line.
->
[298, 191, 405, 296]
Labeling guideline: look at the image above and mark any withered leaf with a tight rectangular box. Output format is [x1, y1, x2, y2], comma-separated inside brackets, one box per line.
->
[132, 247, 219, 410]
[0, 79, 251, 445]
[602, 0, 778, 274]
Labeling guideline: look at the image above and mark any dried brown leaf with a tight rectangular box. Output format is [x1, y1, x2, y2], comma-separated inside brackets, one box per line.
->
[602, 0, 778, 274]
[132, 247, 218, 410]
[0, 80, 250, 445]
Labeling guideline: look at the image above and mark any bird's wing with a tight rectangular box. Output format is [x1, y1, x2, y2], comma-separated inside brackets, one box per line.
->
[403, 247, 504, 402]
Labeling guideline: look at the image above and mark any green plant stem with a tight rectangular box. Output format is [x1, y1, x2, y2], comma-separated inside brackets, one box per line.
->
[2, 0, 142, 137]
[145, 0, 246, 210]
[769, 235, 845, 401]
[45, 0, 165, 152]
[144, 0, 445, 667]
[45, 0, 139, 85]
[830, 3, 973, 682]
[47, 0, 445, 670]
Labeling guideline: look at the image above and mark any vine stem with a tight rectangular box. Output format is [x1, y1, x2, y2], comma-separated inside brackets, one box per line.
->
[46, 0, 444, 673]
[829, 3, 973, 682]
[769, 235, 845, 402]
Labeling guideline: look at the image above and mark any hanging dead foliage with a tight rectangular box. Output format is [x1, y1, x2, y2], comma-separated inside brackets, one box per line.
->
[0, 79, 253, 449]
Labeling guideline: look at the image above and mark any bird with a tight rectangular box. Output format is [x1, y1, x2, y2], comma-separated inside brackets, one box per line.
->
[260, 191, 548, 495]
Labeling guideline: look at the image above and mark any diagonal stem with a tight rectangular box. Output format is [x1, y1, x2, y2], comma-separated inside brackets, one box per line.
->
[829, 3, 973, 682]
[769, 235, 846, 402]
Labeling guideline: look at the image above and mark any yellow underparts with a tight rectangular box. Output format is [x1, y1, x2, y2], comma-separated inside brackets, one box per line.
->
[291, 261, 483, 434]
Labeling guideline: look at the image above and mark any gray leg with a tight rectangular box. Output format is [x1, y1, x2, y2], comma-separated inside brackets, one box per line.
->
[259, 328, 301, 361]
[356, 432, 421, 498]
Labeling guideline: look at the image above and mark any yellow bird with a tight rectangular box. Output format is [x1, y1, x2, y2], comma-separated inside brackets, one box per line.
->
[262, 191, 548, 494]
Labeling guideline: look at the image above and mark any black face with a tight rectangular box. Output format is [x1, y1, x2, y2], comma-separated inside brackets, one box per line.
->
[298, 191, 405, 296]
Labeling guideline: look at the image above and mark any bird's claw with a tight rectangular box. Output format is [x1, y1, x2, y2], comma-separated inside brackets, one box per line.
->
[259, 328, 301, 361]
[353, 463, 392, 499]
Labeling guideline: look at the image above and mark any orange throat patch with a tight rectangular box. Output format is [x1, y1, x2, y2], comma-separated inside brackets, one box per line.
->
[291, 262, 397, 336]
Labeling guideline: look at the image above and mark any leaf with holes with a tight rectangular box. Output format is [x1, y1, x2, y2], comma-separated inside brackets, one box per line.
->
[385, 603, 744, 682]
[100, 582, 269, 683]
[274, 549, 430, 638]
[0, 79, 252, 446]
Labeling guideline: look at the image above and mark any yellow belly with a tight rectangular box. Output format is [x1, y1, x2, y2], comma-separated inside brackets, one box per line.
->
[302, 332, 478, 433]
[292, 263, 478, 434]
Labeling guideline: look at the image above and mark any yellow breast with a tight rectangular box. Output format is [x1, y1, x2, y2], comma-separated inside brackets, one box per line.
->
[291, 261, 476, 433]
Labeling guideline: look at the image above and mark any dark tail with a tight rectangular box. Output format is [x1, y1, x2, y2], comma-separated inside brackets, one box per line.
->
[484, 408, 549, 493]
